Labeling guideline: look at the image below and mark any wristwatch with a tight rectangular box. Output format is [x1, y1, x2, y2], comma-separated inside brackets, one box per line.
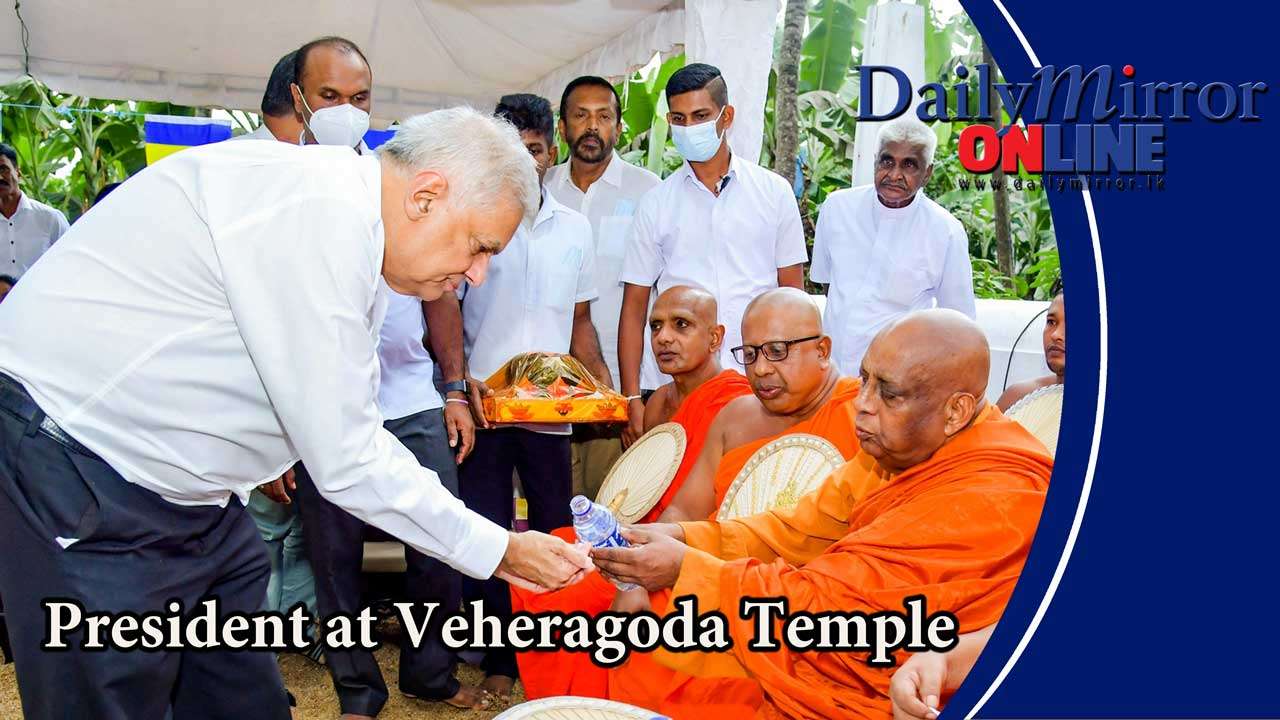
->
[442, 380, 469, 395]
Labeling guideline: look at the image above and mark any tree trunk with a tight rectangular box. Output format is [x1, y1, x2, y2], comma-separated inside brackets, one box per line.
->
[983, 43, 1014, 281]
[773, 0, 807, 186]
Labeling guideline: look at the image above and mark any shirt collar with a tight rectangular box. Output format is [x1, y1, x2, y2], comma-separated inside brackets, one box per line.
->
[14, 192, 32, 215]
[598, 150, 624, 189]
[679, 150, 737, 193]
[533, 185, 567, 228]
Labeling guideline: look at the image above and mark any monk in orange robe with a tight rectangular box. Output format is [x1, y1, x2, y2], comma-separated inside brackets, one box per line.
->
[512, 286, 749, 699]
[593, 310, 1053, 720]
[606, 288, 864, 717]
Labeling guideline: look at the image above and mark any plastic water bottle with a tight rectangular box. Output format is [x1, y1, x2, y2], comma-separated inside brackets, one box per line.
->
[570, 495, 638, 591]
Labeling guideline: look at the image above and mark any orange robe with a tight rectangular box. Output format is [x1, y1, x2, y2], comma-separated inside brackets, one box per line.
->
[654, 407, 1052, 720]
[511, 370, 751, 699]
[608, 376, 864, 718]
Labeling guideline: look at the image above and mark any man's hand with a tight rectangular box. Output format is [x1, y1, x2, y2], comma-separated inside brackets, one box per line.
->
[443, 394, 475, 464]
[496, 531, 593, 593]
[467, 376, 492, 430]
[258, 467, 297, 504]
[890, 651, 945, 720]
[622, 398, 645, 448]
[590, 525, 686, 592]
[630, 522, 685, 542]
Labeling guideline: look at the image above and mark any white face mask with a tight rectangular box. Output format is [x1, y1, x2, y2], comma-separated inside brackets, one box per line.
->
[670, 108, 725, 163]
[296, 87, 370, 148]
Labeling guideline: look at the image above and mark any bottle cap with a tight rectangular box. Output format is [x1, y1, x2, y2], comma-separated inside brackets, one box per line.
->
[569, 495, 592, 515]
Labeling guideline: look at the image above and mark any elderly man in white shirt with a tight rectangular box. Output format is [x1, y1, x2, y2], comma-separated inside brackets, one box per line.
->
[618, 63, 808, 446]
[545, 75, 662, 500]
[0, 107, 587, 720]
[0, 143, 69, 278]
[811, 116, 977, 374]
[458, 93, 608, 697]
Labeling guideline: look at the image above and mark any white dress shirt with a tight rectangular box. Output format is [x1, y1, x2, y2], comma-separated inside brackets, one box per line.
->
[0, 140, 507, 579]
[811, 185, 976, 374]
[2, 193, 69, 278]
[377, 283, 444, 421]
[460, 189, 596, 435]
[545, 152, 661, 390]
[620, 153, 807, 389]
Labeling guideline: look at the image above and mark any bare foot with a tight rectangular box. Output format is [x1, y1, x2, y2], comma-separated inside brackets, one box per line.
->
[481, 674, 516, 699]
[442, 684, 493, 710]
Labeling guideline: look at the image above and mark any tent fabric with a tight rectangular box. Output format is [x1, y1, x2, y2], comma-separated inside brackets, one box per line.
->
[1, 0, 687, 121]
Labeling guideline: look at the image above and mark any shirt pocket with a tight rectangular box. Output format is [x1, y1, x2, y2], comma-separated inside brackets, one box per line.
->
[531, 244, 583, 308]
[878, 264, 929, 308]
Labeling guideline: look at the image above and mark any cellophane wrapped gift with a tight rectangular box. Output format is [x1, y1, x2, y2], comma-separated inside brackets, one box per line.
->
[482, 352, 627, 424]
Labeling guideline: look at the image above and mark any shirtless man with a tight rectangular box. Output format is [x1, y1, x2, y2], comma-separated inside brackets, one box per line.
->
[998, 290, 1065, 410]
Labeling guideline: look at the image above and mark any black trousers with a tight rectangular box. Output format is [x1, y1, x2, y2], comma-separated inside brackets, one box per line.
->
[0, 378, 290, 720]
[458, 427, 571, 678]
[294, 408, 463, 717]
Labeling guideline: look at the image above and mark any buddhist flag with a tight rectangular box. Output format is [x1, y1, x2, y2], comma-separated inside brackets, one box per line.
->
[144, 115, 233, 165]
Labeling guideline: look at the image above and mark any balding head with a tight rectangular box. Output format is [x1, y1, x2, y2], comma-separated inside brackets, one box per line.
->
[853, 309, 990, 472]
[737, 288, 835, 415]
[650, 286, 723, 377]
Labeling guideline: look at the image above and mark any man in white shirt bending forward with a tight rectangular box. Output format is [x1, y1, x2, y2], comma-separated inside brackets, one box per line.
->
[0, 107, 587, 720]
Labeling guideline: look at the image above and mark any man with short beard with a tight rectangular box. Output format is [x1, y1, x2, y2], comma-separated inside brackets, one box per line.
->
[546, 76, 662, 500]
[811, 115, 976, 375]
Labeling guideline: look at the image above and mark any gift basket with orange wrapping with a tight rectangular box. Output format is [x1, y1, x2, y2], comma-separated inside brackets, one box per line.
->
[481, 352, 628, 424]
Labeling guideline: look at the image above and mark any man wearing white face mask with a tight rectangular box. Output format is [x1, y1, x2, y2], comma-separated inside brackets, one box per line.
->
[290, 36, 373, 152]
[617, 63, 808, 447]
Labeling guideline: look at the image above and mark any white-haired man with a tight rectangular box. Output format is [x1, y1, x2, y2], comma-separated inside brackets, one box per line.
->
[811, 115, 976, 373]
[0, 107, 589, 720]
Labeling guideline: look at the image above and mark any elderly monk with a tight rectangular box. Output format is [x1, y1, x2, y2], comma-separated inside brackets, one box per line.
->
[511, 285, 751, 699]
[998, 290, 1065, 410]
[594, 309, 1052, 720]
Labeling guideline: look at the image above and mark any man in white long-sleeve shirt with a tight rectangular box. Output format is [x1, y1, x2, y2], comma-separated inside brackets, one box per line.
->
[0, 107, 587, 720]
[810, 116, 976, 374]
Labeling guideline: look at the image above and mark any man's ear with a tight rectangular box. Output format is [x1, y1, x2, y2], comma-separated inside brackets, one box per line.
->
[290, 83, 307, 122]
[557, 117, 567, 143]
[922, 162, 935, 187]
[943, 392, 978, 436]
[817, 335, 832, 359]
[405, 170, 449, 222]
[549, 142, 559, 167]
[708, 323, 726, 353]
[721, 104, 735, 132]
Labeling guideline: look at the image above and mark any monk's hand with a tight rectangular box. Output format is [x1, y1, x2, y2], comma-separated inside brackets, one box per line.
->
[590, 526, 686, 592]
[630, 522, 685, 543]
[609, 586, 652, 614]
[890, 650, 946, 720]
[621, 398, 645, 448]
[258, 467, 297, 504]
[496, 531, 593, 593]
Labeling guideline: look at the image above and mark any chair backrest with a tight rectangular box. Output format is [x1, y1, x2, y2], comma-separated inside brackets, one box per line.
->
[717, 434, 845, 521]
[495, 696, 670, 720]
[594, 423, 686, 523]
[1006, 383, 1064, 458]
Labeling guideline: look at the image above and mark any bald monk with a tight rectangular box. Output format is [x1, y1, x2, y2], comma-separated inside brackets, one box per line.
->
[594, 309, 1053, 720]
[511, 286, 751, 699]
[998, 290, 1064, 410]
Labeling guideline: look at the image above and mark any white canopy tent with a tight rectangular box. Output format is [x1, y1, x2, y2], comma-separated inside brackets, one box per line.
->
[0, 0, 779, 162]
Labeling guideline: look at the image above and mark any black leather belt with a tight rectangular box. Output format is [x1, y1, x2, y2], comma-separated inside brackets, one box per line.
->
[0, 373, 100, 458]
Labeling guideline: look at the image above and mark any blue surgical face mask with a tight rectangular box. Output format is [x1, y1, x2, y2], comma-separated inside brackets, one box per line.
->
[670, 108, 725, 163]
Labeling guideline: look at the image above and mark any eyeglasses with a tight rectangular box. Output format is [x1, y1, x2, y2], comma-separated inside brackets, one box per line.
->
[731, 336, 822, 366]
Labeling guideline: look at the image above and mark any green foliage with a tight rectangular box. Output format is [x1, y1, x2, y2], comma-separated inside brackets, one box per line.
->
[1, 77, 197, 220]
[799, 0, 857, 93]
